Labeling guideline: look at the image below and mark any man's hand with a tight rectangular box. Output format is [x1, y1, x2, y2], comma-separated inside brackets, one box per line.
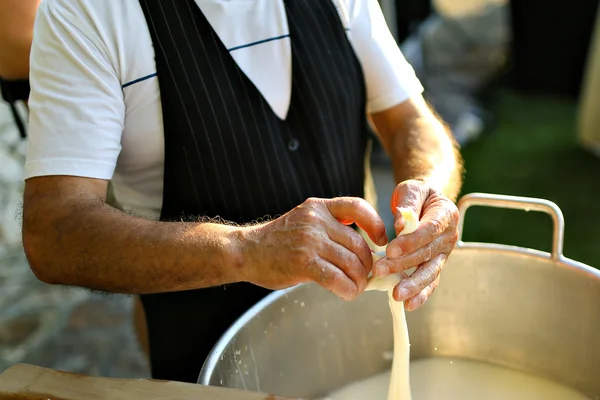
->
[240, 197, 388, 301]
[373, 180, 459, 311]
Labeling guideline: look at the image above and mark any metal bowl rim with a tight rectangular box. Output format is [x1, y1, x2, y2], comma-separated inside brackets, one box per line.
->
[198, 242, 600, 385]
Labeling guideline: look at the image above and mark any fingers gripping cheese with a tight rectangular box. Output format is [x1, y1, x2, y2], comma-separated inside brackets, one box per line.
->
[366, 208, 419, 291]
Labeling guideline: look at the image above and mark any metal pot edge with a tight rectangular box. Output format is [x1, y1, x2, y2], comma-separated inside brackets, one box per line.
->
[198, 241, 600, 385]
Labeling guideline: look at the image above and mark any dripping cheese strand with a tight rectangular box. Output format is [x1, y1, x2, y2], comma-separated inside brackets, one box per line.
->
[365, 208, 420, 400]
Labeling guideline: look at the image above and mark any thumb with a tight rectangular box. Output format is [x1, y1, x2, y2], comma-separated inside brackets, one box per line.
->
[324, 197, 388, 247]
[390, 181, 427, 235]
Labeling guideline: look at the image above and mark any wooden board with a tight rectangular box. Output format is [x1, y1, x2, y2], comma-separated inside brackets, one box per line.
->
[0, 364, 300, 400]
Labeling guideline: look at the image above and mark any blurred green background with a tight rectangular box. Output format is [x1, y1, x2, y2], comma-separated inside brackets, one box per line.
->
[459, 89, 600, 268]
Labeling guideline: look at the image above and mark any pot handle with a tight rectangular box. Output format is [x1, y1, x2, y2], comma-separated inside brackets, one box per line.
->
[456, 193, 565, 261]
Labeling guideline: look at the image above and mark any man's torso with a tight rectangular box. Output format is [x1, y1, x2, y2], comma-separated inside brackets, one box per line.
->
[26, 0, 423, 219]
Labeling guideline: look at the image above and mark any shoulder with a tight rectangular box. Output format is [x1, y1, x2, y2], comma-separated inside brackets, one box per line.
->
[328, 0, 383, 34]
[41, 0, 140, 21]
[329, 0, 365, 22]
[38, 0, 152, 85]
[39, 0, 132, 31]
[330, 0, 424, 113]
[26, 0, 156, 182]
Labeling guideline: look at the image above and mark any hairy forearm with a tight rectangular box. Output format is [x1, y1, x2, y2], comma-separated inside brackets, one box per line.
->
[23, 198, 246, 294]
[390, 112, 463, 201]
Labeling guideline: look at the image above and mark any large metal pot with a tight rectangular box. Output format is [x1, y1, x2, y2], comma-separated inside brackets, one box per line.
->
[199, 193, 600, 399]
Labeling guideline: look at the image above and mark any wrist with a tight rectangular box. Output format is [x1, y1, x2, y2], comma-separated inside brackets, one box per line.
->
[225, 225, 261, 285]
[404, 177, 443, 194]
[406, 177, 427, 184]
[220, 226, 246, 283]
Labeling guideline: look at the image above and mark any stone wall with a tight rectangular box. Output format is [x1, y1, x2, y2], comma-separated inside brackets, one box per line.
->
[0, 102, 25, 256]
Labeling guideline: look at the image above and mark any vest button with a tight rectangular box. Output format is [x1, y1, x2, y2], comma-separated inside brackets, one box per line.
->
[288, 138, 300, 151]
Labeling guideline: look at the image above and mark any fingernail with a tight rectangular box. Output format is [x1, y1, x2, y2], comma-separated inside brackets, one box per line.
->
[376, 264, 389, 276]
[408, 297, 420, 311]
[398, 287, 411, 300]
[388, 246, 402, 259]
[377, 232, 388, 246]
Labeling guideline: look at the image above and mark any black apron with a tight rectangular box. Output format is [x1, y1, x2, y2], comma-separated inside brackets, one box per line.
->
[138, 0, 371, 383]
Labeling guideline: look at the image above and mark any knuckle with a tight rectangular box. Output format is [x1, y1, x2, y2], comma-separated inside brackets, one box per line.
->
[348, 197, 364, 210]
[336, 248, 360, 272]
[432, 260, 443, 277]
[323, 268, 354, 296]
[396, 252, 416, 269]
[415, 268, 435, 289]
[449, 205, 460, 222]
[305, 197, 319, 205]
[429, 219, 444, 236]
[448, 228, 459, 245]
[301, 210, 320, 224]
[346, 232, 371, 263]
[402, 280, 421, 297]
[432, 257, 441, 274]
[296, 229, 313, 244]
[347, 252, 364, 272]
[406, 285, 421, 298]
[349, 232, 367, 253]
[317, 264, 331, 283]
[408, 247, 426, 267]
[333, 247, 349, 264]
[329, 269, 346, 286]
[401, 231, 417, 246]
[431, 238, 445, 256]
[291, 248, 314, 268]
[418, 271, 433, 289]
[310, 264, 329, 285]
[427, 244, 435, 262]
[302, 198, 324, 213]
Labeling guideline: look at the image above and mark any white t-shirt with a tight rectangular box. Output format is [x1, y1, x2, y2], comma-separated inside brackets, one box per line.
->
[26, 0, 424, 220]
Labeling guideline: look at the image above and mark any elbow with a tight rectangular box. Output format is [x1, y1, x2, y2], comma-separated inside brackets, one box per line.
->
[22, 224, 61, 285]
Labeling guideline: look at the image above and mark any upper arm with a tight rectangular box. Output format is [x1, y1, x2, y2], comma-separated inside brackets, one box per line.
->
[346, 0, 424, 114]
[26, 0, 125, 182]
[24, 176, 109, 213]
[0, 0, 40, 79]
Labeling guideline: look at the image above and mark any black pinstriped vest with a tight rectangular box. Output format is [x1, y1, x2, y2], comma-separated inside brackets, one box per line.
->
[138, 0, 370, 383]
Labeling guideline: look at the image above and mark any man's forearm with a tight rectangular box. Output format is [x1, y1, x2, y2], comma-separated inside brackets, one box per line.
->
[23, 199, 246, 294]
[390, 110, 463, 201]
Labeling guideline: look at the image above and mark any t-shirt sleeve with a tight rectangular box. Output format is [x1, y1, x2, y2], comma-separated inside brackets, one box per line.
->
[25, 0, 124, 180]
[348, 0, 424, 113]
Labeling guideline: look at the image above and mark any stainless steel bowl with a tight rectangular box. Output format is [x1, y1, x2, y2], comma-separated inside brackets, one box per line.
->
[199, 193, 600, 399]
